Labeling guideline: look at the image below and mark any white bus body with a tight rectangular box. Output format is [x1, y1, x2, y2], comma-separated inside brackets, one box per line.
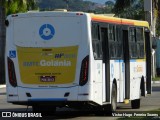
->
[5, 11, 151, 112]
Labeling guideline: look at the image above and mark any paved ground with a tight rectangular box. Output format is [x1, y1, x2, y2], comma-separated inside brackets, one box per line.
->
[0, 83, 160, 120]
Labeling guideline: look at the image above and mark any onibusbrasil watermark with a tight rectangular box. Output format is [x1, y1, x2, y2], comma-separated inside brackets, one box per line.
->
[1, 112, 42, 118]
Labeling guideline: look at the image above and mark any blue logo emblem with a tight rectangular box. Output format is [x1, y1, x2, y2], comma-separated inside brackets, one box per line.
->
[9, 50, 16, 58]
[39, 24, 55, 40]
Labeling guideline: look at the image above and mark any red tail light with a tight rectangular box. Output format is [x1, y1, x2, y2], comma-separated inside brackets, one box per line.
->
[79, 55, 89, 86]
[7, 57, 17, 87]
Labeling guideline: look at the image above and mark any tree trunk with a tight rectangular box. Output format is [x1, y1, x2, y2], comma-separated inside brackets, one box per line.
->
[0, 6, 6, 84]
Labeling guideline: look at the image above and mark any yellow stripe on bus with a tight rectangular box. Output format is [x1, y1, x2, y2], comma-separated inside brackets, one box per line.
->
[136, 59, 146, 62]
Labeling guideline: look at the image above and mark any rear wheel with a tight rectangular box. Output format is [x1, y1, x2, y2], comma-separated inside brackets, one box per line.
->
[131, 99, 140, 109]
[32, 105, 56, 116]
[140, 77, 146, 97]
[105, 83, 117, 114]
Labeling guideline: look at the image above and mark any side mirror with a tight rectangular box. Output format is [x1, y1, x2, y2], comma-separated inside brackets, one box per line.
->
[5, 20, 9, 27]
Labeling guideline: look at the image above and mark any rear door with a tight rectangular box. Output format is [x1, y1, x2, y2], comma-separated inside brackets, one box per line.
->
[122, 28, 130, 100]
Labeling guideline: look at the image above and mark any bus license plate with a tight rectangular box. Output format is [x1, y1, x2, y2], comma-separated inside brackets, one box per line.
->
[40, 76, 55, 82]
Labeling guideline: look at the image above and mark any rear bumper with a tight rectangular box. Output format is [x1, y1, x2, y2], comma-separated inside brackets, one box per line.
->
[7, 85, 94, 106]
[11, 101, 101, 109]
[7, 86, 78, 102]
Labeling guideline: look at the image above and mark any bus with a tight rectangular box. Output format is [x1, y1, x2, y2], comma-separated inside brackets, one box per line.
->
[5, 11, 152, 114]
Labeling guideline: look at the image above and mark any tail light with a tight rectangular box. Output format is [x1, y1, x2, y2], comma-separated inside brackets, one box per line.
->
[79, 55, 89, 86]
[7, 57, 17, 87]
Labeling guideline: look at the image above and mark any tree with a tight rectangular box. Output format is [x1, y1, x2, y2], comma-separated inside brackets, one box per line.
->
[26, 0, 38, 10]
[114, 0, 135, 15]
[5, 0, 26, 15]
[0, 0, 5, 84]
[113, 0, 160, 36]
[0, 0, 37, 84]
[0, 0, 38, 15]
[156, 0, 160, 36]
[114, 0, 144, 19]
[0, 0, 5, 6]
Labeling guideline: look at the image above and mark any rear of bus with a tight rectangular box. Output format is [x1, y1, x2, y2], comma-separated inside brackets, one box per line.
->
[5, 12, 92, 110]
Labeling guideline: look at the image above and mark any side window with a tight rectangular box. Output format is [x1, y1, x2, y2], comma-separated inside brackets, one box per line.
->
[129, 27, 138, 58]
[129, 27, 144, 59]
[109, 43, 116, 58]
[137, 28, 144, 58]
[130, 27, 136, 42]
[92, 23, 100, 40]
[116, 25, 123, 58]
[109, 25, 122, 59]
[109, 25, 115, 41]
[137, 28, 143, 41]
[92, 23, 102, 59]
[109, 24, 116, 58]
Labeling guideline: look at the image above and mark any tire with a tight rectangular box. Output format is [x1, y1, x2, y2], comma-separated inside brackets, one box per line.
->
[131, 99, 140, 109]
[111, 84, 117, 112]
[32, 105, 56, 116]
[141, 77, 145, 97]
[105, 83, 117, 114]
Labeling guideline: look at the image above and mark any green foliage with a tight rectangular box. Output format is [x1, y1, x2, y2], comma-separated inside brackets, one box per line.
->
[152, 77, 160, 81]
[0, 0, 5, 6]
[0, 0, 38, 15]
[6, 0, 27, 15]
[114, 0, 134, 15]
[157, 1, 160, 36]
[26, 0, 38, 10]
[113, 0, 144, 20]
[156, 21, 160, 36]
[113, 0, 160, 37]
[6, 1, 18, 15]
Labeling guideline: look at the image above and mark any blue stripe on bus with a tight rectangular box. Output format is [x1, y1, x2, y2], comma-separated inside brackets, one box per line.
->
[130, 59, 136, 62]
[114, 60, 124, 62]
[28, 98, 67, 101]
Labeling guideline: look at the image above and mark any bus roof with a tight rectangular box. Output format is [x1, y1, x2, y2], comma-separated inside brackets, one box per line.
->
[90, 14, 149, 28]
[8, 11, 149, 28]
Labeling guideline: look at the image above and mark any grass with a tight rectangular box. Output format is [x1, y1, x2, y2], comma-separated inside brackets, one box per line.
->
[152, 77, 160, 81]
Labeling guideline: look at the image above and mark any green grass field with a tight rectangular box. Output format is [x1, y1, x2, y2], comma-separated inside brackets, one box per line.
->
[152, 77, 160, 81]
